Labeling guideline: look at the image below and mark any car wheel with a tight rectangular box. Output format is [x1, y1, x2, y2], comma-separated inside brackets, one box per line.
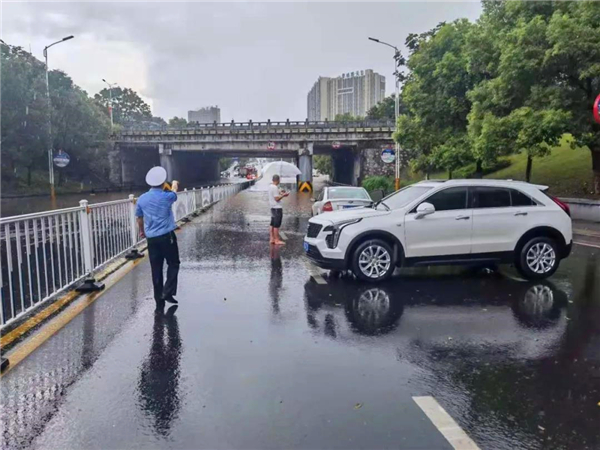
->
[352, 239, 395, 282]
[516, 237, 560, 280]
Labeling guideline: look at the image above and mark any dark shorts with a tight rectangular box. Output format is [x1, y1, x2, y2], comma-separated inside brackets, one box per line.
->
[270, 208, 283, 228]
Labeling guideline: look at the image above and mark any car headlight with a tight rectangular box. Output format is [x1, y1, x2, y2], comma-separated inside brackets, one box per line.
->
[325, 219, 362, 248]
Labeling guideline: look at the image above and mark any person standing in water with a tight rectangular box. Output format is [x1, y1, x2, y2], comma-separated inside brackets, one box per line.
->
[268, 174, 288, 245]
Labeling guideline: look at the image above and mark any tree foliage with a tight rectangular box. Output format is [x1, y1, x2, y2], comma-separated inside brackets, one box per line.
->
[395, 1, 600, 191]
[313, 155, 333, 176]
[1, 43, 111, 188]
[94, 86, 152, 126]
[366, 95, 405, 120]
[168, 116, 188, 128]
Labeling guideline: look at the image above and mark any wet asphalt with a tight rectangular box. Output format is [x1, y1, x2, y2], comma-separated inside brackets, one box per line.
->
[1, 180, 599, 450]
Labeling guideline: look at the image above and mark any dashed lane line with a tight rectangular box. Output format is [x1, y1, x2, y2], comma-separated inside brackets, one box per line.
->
[413, 396, 481, 450]
[303, 259, 327, 285]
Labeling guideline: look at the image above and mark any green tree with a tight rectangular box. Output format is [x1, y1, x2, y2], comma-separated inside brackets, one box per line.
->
[49, 70, 111, 184]
[468, 1, 600, 189]
[94, 86, 152, 125]
[313, 155, 333, 177]
[1, 44, 52, 185]
[395, 19, 479, 177]
[1, 42, 111, 190]
[334, 113, 363, 123]
[168, 116, 188, 128]
[366, 95, 405, 120]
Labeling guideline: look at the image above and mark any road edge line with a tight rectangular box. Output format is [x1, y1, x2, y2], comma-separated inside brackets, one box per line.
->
[0, 198, 226, 375]
[573, 240, 600, 249]
[412, 396, 480, 450]
[0, 256, 147, 377]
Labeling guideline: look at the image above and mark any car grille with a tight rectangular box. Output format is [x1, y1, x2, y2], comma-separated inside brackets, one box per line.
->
[306, 223, 323, 238]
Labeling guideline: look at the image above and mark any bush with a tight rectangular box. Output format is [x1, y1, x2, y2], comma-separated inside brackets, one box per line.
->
[362, 176, 394, 193]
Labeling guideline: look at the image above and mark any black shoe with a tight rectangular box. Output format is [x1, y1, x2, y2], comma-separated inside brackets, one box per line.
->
[165, 305, 179, 318]
[162, 296, 178, 304]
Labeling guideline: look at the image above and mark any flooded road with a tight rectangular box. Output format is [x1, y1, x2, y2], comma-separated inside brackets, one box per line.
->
[1, 180, 599, 449]
[0, 179, 232, 217]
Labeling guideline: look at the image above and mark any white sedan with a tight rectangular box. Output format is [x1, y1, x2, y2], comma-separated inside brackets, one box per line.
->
[312, 186, 373, 216]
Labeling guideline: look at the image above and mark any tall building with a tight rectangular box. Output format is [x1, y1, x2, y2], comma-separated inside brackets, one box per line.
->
[188, 106, 221, 123]
[307, 69, 385, 121]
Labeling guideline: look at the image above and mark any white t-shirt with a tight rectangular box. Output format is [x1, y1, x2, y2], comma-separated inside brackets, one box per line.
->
[268, 184, 283, 209]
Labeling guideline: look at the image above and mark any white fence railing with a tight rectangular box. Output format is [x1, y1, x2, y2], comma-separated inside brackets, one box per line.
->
[0, 181, 253, 329]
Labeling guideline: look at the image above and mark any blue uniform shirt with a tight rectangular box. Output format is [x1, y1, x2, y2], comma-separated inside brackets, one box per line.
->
[135, 188, 178, 238]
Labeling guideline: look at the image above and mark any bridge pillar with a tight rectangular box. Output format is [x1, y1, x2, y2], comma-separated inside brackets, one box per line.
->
[298, 143, 313, 190]
[159, 144, 175, 181]
[108, 143, 122, 186]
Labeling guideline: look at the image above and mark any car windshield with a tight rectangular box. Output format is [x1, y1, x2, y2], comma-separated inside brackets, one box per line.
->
[376, 185, 433, 210]
[328, 188, 370, 200]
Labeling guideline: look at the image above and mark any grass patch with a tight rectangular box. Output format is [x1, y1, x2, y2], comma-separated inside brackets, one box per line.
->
[485, 137, 594, 198]
[362, 136, 596, 199]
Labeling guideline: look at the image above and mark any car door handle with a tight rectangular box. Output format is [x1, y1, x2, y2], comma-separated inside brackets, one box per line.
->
[514, 212, 528, 216]
[455, 215, 470, 220]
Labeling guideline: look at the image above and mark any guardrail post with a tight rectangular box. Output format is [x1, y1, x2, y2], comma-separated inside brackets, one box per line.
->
[180, 189, 192, 223]
[76, 200, 105, 292]
[125, 194, 144, 260]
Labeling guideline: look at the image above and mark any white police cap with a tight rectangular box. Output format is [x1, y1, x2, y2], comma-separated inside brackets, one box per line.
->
[145, 166, 167, 186]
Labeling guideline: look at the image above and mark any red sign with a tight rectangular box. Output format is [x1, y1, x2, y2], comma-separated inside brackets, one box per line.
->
[332, 142, 341, 149]
[594, 94, 600, 124]
[267, 142, 276, 150]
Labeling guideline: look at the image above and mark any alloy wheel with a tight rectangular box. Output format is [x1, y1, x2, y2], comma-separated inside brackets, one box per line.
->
[526, 243, 556, 274]
[358, 245, 391, 279]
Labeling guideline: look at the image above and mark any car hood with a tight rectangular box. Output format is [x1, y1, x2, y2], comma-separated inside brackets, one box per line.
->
[311, 207, 389, 225]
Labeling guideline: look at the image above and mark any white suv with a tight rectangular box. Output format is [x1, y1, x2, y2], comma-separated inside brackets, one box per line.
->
[304, 180, 572, 282]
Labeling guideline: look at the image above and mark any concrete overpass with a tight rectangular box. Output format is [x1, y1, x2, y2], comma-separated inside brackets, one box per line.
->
[111, 120, 395, 187]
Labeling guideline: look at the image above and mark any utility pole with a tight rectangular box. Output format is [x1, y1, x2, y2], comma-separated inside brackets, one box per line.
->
[43, 35, 74, 201]
[102, 79, 116, 129]
[369, 37, 403, 191]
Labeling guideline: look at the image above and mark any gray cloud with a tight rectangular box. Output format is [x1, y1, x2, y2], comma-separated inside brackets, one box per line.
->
[2, 2, 482, 121]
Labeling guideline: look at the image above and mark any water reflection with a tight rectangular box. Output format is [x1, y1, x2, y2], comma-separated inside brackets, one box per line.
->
[304, 270, 600, 449]
[269, 246, 283, 316]
[304, 272, 569, 338]
[137, 305, 182, 438]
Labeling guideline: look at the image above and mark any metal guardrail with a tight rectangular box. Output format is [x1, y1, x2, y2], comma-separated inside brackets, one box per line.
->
[121, 119, 395, 133]
[0, 181, 254, 329]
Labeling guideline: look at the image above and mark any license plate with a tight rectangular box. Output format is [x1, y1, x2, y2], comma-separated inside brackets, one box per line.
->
[303, 241, 310, 252]
[343, 205, 360, 209]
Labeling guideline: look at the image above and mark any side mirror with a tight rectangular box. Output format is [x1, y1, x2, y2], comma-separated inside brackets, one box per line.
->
[415, 202, 435, 219]
[310, 198, 316, 203]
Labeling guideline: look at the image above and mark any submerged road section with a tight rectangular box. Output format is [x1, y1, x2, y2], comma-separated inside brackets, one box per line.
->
[1, 182, 599, 450]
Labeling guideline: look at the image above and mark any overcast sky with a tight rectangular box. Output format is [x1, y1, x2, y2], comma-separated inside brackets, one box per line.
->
[2, 1, 482, 121]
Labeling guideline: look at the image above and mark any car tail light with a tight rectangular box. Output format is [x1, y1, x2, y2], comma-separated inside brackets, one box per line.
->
[322, 202, 333, 212]
[550, 196, 571, 217]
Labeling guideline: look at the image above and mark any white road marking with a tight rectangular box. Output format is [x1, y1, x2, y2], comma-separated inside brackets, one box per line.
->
[279, 231, 288, 240]
[573, 229, 600, 238]
[574, 240, 600, 249]
[303, 259, 327, 285]
[413, 396, 481, 450]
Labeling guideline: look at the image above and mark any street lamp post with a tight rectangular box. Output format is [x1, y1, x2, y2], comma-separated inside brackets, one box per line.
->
[43, 35, 74, 200]
[102, 79, 116, 129]
[369, 37, 402, 191]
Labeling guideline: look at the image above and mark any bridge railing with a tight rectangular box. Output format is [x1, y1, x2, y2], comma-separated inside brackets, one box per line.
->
[121, 119, 395, 133]
[0, 180, 254, 329]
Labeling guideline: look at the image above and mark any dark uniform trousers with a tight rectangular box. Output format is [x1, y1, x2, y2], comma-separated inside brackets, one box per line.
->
[147, 231, 180, 301]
